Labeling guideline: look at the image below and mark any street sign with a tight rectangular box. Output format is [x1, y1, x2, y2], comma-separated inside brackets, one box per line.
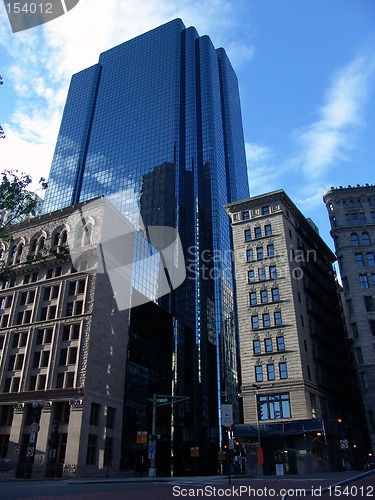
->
[26, 446, 35, 457]
[221, 404, 233, 427]
[29, 433, 36, 444]
[147, 397, 168, 404]
[137, 431, 148, 444]
[29, 422, 40, 434]
[14, 445, 20, 454]
[148, 440, 156, 459]
[228, 438, 235, 450]
[340, 439, 349, 450]
[275, 463, 284, 476]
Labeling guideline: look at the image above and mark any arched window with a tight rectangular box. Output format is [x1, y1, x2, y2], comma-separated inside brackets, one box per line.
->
[351, 233, 359, 246]
[362, 232, 371, 246]
[8, 245, 17, 265]
[53, 232, 61, 248]
[60, 231, 68, 247]
[56, 230, 68, 254]
[82, 224, 93, 247]
[36, 237, 45, 256]
[30, 238, 38, 256]
[52, 228, 68, 253]
[74, 218, 94, 248]
[15, 243, 24, 264]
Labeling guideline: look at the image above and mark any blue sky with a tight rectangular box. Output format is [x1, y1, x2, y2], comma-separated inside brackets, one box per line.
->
[0, 0, 375, 249]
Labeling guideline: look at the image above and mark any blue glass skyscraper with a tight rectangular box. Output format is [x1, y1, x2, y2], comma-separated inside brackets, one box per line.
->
[43, 19, 249, 474]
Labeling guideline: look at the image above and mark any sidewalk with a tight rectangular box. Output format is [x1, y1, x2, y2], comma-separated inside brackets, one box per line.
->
[67, 469, 369, 484]
[1, 469, 372, 485]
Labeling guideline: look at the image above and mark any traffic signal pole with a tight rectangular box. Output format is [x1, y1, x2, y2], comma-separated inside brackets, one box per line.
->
[149, 394, 157, 477]
[148, 394, 190, 478]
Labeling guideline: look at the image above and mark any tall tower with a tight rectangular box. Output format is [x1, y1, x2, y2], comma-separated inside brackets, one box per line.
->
[225, 190, 365, 474]
[42, 19, 249, 474]
[324, 184, 375, 454]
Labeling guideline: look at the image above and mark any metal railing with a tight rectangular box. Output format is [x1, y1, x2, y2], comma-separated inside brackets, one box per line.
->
[281, 469, 375, 499]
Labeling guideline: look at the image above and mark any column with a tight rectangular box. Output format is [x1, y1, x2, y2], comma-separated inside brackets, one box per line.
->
[7, 403, 24, 459]
[63, 399, 84, 477]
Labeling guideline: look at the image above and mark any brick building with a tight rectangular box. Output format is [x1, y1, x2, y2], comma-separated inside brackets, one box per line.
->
[0, 198, 128, 478]
[323, 184, 375, 454]
[225, 190, 365, 474]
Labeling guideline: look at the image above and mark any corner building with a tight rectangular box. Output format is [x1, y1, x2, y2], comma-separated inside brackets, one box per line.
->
[42, 19, 249, 474]
[225, 191, 364, 475]
[324, 184, 375, 454]
[0, 200, 128, 478]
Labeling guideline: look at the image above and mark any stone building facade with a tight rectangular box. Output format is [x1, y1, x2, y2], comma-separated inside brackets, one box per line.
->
[323, 184, 375, 454]
[225, 190, 364, 474]
[0, 198, 129, 478]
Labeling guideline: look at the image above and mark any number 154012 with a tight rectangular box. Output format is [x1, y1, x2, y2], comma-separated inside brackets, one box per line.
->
[5, 3, 53, 14]
[328, 485, 374, 496]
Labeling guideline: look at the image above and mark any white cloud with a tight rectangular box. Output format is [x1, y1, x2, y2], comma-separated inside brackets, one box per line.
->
[295, 54, 375, 179]
[245, 142, 284, 195]
[245, 53, 375, 206]
[245, 142, 272, 163]
[0, 0, 253, 189]
[0, 124, 55, 193]
[225, 42, 255, 68]
[294, 184, 327, 212]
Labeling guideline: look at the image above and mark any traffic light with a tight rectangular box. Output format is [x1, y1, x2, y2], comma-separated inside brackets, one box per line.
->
[256, 397, 264, 420]
[336, 417, 344, 436]
[234, 440, 240, 454]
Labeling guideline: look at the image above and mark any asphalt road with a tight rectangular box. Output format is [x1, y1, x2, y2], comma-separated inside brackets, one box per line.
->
[1, 470, 374, 499]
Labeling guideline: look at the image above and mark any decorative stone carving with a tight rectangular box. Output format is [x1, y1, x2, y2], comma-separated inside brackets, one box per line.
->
[69, 399, 83, 411]
[42, 401, 53, 413]
[13, 402, 25, 413]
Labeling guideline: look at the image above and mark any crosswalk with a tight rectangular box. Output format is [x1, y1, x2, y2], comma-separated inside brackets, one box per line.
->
[154, 477, 231, 487]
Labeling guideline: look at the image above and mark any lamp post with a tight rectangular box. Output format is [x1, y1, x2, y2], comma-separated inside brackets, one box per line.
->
[238, 384, 263, 474]
[253, 385, 262, 448]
